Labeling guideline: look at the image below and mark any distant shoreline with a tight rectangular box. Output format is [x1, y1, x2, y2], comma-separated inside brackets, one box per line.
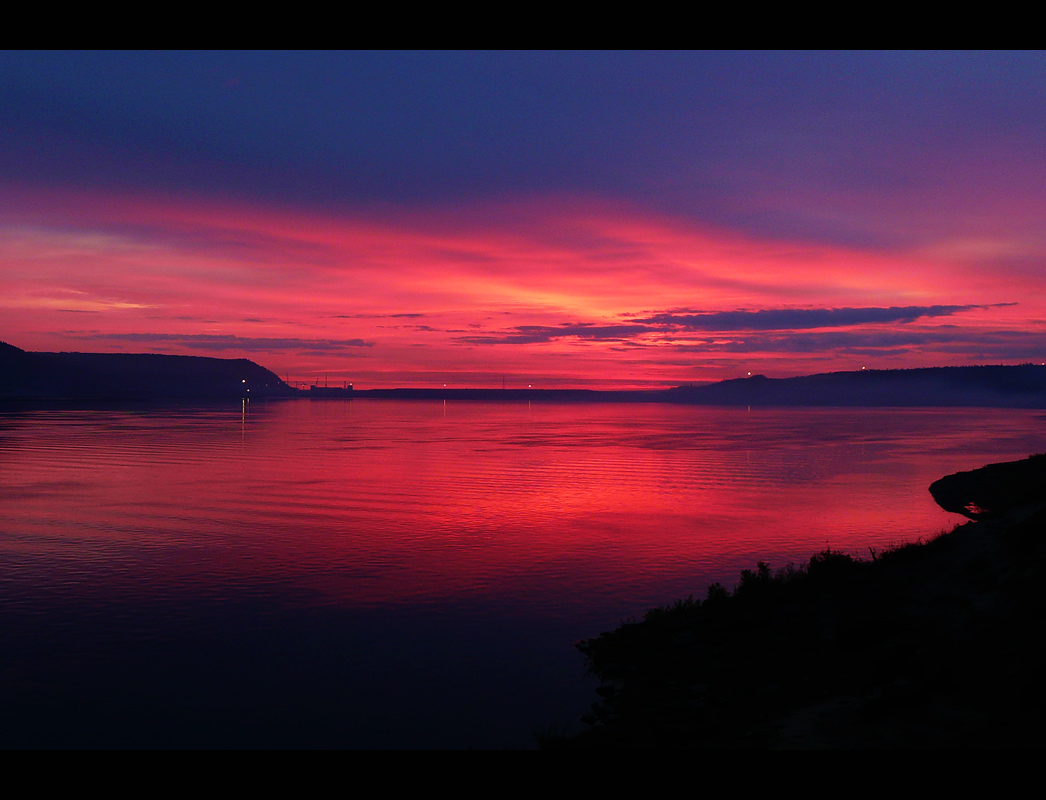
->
[5, 340, 1046, 407]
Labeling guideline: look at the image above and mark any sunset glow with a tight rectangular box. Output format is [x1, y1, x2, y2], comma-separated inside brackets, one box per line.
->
[3, 52, 1045, 387]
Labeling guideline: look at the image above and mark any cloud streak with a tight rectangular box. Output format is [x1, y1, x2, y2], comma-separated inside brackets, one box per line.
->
[83, 333, 373, 353]
[634, 305, 1013, 331]
[457, 305, 1007, 346]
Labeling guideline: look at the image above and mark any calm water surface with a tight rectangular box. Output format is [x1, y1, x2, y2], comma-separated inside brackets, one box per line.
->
[2, 400, 1044, 747]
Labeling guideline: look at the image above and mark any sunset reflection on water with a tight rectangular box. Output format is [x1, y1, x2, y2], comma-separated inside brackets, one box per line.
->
[1, 400, 1044, 746]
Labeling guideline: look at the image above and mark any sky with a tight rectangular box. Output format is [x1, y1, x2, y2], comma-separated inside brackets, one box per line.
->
[1, 51, 1044, 388]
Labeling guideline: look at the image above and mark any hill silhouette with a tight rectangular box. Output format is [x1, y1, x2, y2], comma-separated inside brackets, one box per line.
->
[0, 341, 292, 400]
[666, 365, 1046, 407]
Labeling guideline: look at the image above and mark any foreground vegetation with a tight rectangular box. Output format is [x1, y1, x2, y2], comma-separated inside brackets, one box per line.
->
[551, 454, 1046, 748]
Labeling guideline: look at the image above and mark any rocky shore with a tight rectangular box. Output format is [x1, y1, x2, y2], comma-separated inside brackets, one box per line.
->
[554, 453, 1046, 748]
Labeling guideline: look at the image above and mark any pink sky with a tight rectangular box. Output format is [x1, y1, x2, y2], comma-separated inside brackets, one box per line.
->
[2, 54, 1045, 388]
[1, 185, 1041, 388]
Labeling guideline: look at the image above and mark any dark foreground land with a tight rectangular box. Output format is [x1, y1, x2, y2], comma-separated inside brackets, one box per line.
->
[555, 454, 1046, 748]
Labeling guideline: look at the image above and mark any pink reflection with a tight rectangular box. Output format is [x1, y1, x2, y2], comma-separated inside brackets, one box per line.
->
[3, 402, 1045, 620]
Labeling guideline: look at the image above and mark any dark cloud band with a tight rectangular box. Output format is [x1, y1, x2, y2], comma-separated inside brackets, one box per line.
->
[458, 304, 1007, 345]
[634, 304, 1010, 331]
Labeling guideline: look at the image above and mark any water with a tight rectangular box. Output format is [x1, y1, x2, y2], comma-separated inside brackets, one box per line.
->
[1, 400, 1044, 747]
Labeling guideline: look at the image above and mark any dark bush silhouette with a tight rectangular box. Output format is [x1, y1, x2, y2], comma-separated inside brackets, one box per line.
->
[566, 454, 1046, 748]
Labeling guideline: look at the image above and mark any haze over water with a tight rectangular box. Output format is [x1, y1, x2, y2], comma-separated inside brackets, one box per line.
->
[2, 400, 1044, 747]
